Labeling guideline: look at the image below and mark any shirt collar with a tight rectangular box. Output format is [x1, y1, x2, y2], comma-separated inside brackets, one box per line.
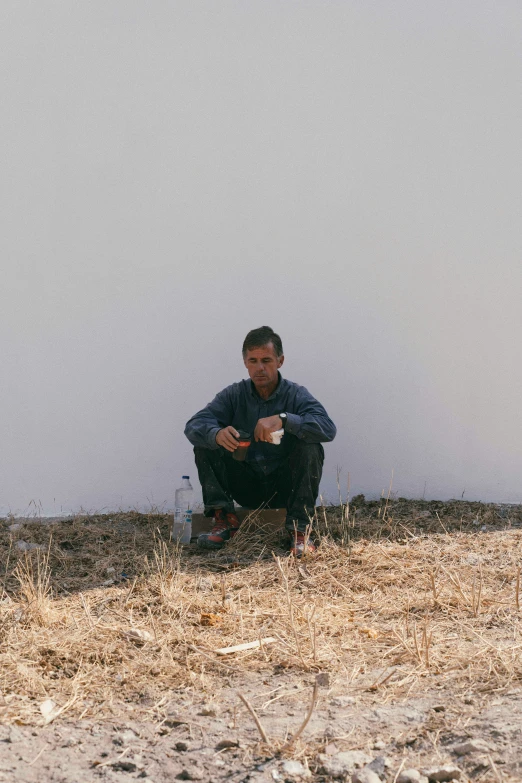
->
[249, 372, 283, 400]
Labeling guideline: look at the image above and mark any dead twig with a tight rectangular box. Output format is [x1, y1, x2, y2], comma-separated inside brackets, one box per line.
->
[237, 692, 269, 743]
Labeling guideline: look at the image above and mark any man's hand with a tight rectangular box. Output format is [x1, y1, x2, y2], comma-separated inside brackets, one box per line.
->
[216, 426, 240, 452]
[254, 415, 283, 443]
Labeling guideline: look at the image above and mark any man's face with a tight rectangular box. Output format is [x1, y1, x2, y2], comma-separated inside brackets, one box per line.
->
[243, 343, 284, 393]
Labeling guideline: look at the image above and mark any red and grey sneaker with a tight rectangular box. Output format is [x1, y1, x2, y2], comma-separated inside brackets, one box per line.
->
[289, 531, 317, 557]
[197, 509, 240, 550]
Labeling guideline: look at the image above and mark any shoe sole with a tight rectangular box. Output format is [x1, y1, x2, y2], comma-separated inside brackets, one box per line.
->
[197, 537, 226, 550]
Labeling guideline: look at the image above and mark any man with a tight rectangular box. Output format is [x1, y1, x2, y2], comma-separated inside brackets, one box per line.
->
[184, 326, 336, 555]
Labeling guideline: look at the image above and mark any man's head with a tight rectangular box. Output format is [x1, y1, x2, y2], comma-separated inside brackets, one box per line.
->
[242, 326, 284, 395]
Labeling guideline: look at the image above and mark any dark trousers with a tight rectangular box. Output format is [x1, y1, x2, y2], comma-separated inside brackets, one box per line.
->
[194, 438, 324, 533]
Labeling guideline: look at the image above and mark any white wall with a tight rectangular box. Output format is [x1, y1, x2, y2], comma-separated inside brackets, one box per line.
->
[1, 1, 521, 516]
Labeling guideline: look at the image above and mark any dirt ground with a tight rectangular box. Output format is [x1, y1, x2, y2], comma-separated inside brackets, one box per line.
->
[1, 498, 521, 783]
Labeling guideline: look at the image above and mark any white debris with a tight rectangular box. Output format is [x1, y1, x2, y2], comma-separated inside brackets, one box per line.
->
[121, 629, 153, 644]
[281, 760, 311, 778]
[40, 698, 59, 722]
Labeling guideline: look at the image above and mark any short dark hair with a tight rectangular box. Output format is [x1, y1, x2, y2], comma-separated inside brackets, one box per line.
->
[242, 326, 283, 358]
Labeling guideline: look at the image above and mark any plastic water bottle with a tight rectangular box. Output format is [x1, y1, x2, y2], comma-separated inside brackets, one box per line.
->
[173, 476, 193, 544]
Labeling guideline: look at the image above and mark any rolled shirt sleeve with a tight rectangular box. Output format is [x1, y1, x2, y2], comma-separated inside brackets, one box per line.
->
[284, 386, 337, 443]
[184, 388, 234, 449]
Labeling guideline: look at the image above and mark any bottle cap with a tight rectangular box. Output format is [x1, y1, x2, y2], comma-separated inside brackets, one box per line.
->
[182, 475, 190, 479]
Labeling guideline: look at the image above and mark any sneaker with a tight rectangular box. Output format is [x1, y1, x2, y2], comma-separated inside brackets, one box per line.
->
[197, 509, 240, 550]
[289, 531, 317, 557]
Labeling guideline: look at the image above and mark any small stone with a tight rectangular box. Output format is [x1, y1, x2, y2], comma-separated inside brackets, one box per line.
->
[318, 751, 372, 778]
[324, 743, 339, 755]
[330, 696, 356, 708]
[452, 739, 492, 755]
[119, 728, 139, 744]
[176, 768, 204, 781]
[16, 540, 44, 552]
[281, 760, 311, 778]
[6, 726, 25, 743]
[372, 740, 386, 750]
[422, 765, 461, 782]
[8, 523, 22, 532]
[366, 756, 391, 778]
[352, 768, 382, 783]
[215, 739, 239, 750]
[106, 567, 115, 574]
[316, 672, 330, 687]
[112, 761, 137, 772]
[397, 770, 428, 783]
[175, 741, 189, 752]
[197, 577, 213, 592]
[198, 704, 218, 717]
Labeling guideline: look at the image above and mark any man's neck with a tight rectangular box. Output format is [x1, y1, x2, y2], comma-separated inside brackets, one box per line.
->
[253, 374, 280, 400]
[257, 384, 276, 400]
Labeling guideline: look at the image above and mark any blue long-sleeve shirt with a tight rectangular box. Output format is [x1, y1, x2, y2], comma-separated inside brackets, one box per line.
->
[184, 373, 336, 476]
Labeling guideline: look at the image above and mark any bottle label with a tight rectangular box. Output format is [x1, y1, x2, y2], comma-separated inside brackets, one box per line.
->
[184, 509, 193, 524]
[174, 507, 182, 523]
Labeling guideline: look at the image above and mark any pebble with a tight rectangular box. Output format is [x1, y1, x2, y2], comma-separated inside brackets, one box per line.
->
[6, 726, 25, 743]
[397, 770, 429, 783]
[198, 704, 218, 717]
[352, 769, 382, 783]
[16, 540, 44, 552]
[372, 740, 386, 750]
[452, 739, 492, 754]
[422, 765, 461, 782]
[175, 741, 189, 752]
[176, 768, 204, 780]
[366, 756, 391, 778]
[330, 696, 356, 708]
[118, 728, 139, 744]
[318, 750, 372, 778]
[8, 523, 22, 532]
[281, 760, 311, 778]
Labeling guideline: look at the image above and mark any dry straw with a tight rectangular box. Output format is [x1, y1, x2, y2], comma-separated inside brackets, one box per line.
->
[0, 500, 521, 728]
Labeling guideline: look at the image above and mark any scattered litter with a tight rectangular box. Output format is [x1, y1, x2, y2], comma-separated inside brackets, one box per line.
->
[121, 629, 153, 644]
[281, 760, 311, 778]
[215, 637, 276, 655]
[40, 699, 59, 722]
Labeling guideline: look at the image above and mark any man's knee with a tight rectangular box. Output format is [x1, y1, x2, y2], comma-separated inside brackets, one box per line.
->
[289, 440, 324, 465]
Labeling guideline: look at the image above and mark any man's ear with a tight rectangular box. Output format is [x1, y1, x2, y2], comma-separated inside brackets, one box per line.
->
[278, 354, 285, 368]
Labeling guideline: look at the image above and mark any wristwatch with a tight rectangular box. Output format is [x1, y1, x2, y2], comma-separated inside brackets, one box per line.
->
[279, 413, 288, 429]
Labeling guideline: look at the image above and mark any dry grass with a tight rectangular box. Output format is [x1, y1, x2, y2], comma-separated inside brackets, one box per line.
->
[0, 499, 521, 728]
